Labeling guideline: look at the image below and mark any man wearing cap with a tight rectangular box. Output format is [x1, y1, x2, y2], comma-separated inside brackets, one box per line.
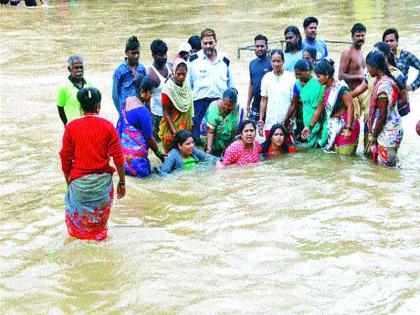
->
[189, 28, 233, 145]
[175, 42, 192, 62]
[112, 36, 146, 112]
[57, 54, 92, 126]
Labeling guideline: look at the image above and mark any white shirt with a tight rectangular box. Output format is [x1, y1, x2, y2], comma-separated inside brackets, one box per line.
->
[260, 71, 295, 130]
[188, 50, 233, 101]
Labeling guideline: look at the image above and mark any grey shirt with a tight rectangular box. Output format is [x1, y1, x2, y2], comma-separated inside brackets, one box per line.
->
[158, 147, 218, 176]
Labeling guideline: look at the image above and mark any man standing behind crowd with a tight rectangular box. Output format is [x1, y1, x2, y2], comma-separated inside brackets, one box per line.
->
[338, 23, 367, 118]
[302, 16, 328, 60]
[112, 36, 146, 113]
[283, 26, 304, 72]
[147, 39, 172, 141]
[189, 28, 233, 144]
[246, 34, 272, 121]
[57, 55, 92, 126]
[383, 28, 420, 92]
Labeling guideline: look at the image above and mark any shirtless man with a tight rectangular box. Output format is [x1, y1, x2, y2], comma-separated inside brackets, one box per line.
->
[338, 23, 366, 118]
[147, 39, 172, 141]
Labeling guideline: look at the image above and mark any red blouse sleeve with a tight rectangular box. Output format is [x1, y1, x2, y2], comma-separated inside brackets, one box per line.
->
[161, 93, 172, 108]
[59, 126, 74, 174]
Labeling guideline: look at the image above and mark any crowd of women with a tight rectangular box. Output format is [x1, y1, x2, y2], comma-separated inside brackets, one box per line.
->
[59, 31, 417, 241]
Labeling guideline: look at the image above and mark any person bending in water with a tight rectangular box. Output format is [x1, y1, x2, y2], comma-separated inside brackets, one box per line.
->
[283, 59, 328, 148]
[60, 87, 125, 241]
[158, 130, 218, 176]
[302, 59, 360, 155]
[117, 76, 165, 178]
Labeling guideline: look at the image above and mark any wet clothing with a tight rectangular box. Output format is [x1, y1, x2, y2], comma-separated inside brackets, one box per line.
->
[303, 38, 328, 60]
[117, 99, 154, 178]
[322, 81, 360, 155]
[159, 79, 194, 153]
[112, 61, 146, 112]
[221, 140, 262, 167]
[192, 97, 218, 144]
[201, 100, 239, 156]
[60, 114, 124, 183]
[249, 57, 272, 115]
[60, 114, 124, 241]
[57, 76, 92, 123]
[158, 147, 218, 176]
[294, 77, 328, 148]
[65, 173, 113, 241]
[368, 76, 403, 167]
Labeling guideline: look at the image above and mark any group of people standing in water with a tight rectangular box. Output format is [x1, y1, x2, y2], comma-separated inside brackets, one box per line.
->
[57, 18, 419, 240]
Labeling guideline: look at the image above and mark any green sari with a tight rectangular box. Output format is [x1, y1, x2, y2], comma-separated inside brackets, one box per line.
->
[201, 100, 239, 156]
[296, 77, 328, 148]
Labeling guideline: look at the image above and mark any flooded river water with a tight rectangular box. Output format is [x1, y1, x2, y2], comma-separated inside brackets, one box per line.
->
[1, 0, 419, 313]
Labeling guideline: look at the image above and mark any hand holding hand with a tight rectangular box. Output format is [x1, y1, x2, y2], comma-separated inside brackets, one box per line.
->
[301, 127, 310, 140]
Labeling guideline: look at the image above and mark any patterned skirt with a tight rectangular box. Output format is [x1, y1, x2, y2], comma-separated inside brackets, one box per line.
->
[65, 173, 113, 241]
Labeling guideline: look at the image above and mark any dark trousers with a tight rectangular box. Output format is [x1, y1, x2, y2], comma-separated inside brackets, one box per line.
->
[192, 97, 218, 145]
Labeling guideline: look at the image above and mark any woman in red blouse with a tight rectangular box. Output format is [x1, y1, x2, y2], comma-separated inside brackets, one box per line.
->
[60, 87, 125, 241]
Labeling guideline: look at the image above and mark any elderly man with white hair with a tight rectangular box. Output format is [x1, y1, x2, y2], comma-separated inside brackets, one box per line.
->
[57, 55, 92, 126]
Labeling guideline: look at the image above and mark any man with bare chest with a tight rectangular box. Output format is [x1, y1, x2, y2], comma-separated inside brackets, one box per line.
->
[147, 39, 172, 141]
[338, 23, 367, 118]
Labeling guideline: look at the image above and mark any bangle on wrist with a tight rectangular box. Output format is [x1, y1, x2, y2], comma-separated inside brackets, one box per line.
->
[118, 180, 125, 185]
[344, 126, 352, 131]
[308, 124, 314, 131]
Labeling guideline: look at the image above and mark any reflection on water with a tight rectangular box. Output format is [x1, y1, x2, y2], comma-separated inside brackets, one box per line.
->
[1, 0, 419, 313]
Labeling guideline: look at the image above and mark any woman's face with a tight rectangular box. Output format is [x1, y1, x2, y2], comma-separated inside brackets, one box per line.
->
[271, 53, 284, 73]
[316, 73, 328, 85]
[140, 89, 153, 102]
[178, 136, 194, 157]
[241, 123, 256, 145]
[174, 65, 187, 85]
[221, 98, 236, 115]
[367, 64, 377, 77]
[295, 69, 311, 83]
[271, 128, 285, 147]
[302, 51, 315, 65]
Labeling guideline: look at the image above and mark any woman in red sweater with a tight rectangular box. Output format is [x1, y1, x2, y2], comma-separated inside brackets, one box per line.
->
[60, 87, 125, 241]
